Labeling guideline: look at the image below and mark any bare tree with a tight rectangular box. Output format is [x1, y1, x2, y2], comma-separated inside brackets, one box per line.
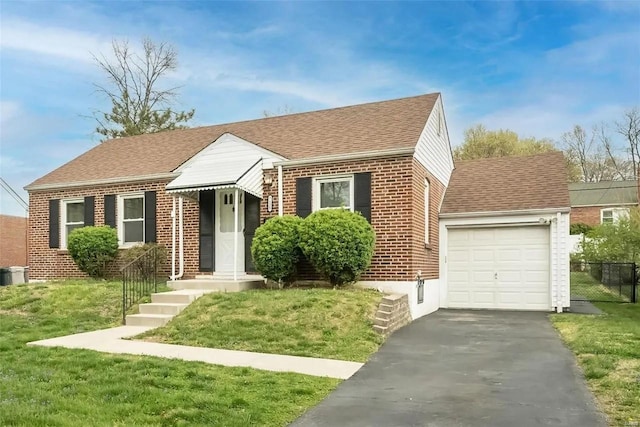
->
[562, 123, 632, 182]
[92, 38, 194, 141]
[616, 108, 640, 180]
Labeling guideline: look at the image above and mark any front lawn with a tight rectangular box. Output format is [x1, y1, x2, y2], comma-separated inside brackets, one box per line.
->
[137, 288, 384, 362]
[551, 302, 640, 426]
[0, 281, 338, 426]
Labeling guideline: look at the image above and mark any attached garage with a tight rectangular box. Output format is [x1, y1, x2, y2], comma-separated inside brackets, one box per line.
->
[446, 226, 550, 310]
[438, 153, 571, 312]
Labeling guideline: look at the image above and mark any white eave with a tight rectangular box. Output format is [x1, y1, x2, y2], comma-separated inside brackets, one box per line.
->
[439, 207, 571, 219]
[165, 133, 286, 198]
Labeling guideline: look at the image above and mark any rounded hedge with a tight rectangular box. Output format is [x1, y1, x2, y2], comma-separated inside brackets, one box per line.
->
[299, 209, 375, 287]
[67, 226, 119, 278]
[251, 215, 303, 285]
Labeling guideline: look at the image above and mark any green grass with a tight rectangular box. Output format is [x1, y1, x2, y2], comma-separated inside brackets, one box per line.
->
[551, 302, 640, 426]
[0, 280, 338, 426]
[570, 271, 628, 302]
[137, 288, 384, 362]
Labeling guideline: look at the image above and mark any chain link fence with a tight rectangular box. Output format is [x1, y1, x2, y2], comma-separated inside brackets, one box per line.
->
[570, 262, 638, 303]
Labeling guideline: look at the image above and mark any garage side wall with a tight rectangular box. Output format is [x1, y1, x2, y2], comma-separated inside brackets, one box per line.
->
[439, 212, 570, 311]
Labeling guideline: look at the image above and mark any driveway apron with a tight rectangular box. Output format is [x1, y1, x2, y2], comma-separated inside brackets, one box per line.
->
[291, 310, 606, 427]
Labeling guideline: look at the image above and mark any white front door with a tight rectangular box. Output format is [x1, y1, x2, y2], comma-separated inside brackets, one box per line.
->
[215, 189, 245, 273]
[447, 226, 551, 310]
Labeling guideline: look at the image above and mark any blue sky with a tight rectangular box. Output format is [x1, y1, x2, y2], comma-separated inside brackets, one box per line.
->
[1, 0, 639, 216]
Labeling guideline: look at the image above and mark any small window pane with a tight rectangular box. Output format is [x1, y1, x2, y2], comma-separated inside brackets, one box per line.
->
[602, 211, 613, 223]
[66, 202, 84, 223]
[124, 197, 143, 220]
[320, 181, 350, 208]
[66, 224, 83, 237]
[124, 220, 144, 243]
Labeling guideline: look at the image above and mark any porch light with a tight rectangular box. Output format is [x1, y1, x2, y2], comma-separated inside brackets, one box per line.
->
[263, 172, 274, 186]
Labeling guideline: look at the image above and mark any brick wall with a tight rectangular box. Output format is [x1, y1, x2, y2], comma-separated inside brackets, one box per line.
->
[30, 155, 444, 281]
[0, 215, 28, 267]
[261, 155, 442, 281]
[570, 206, 601, 226]
[411, 159, 446, 280]
[28, 180, 201, 280]
[570, 205, 635, 227]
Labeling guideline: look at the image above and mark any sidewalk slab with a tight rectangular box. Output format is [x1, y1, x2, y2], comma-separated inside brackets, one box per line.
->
[28, 327, 362, 379]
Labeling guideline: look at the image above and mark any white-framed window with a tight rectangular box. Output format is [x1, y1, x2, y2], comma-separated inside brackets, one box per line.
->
[424, 180, 430, 244]
[61, 199, 84, 248]
[118, 193, 144, 246]
[601, 207, 629, 224]
[313, 175, 354, 212]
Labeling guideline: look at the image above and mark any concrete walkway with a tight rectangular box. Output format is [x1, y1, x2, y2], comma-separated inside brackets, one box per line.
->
[27, 326, 363, 379]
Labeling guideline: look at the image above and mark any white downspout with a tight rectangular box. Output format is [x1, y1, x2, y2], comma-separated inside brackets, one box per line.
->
[170, 196, 176, 281]
[277, 165, 283, 217]
[233, 188, 239, 281]
[556, 212, 562, 313]
[170, 196, 184, 280]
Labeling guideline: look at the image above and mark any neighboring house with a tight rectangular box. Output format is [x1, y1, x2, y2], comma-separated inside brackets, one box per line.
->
[569, 180, 639, 226]
[26, 93, 571, 317]
[0, 214, 28, 267]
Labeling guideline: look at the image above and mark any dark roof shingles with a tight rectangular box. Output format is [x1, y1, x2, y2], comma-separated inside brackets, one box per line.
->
[441, 152, 570, 214]
[29, 93, 439, 188]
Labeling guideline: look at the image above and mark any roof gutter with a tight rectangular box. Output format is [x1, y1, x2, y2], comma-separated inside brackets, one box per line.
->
[273, 147, 414, 169]
[25, 173, 179, 192]
[570, 202, 637, 208]
[439, 207, 571, 219]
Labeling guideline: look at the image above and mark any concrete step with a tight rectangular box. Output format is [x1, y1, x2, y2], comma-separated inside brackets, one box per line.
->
[376, 310, 393, 320]
[168, 279, 263, 292]
[373, 324, 388, 335]
[373, 317, 389, 327]
[151, 290, 205, 304]
[126, 313, 173, 327]
[139, 303, 188, 315]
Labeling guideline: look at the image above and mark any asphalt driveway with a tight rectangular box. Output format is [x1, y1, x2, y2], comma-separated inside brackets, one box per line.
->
[291, 310, 606, 427]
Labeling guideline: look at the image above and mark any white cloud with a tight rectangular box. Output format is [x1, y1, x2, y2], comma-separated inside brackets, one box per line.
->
[0, 18, 113, 64]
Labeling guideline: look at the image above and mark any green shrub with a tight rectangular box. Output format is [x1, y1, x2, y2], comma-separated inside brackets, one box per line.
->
[67, 226, 119, 278]
[570, 223, 592, 235]
[299, 209, 375, 287]
[251, 215, 303, 285]
[121, 243, 168, 279]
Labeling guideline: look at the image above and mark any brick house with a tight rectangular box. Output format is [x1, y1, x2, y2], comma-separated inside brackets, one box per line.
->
[568, 180, 639, 226]
[0, 214, 28, 267]
[26, 93, 571, 317]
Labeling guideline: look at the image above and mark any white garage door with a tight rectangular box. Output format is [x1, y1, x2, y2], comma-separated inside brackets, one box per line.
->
[447, 226, 551, 310]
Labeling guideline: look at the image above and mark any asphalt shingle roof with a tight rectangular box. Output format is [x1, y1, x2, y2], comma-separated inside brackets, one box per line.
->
[568, 180, 638, 206]
[27, 93, 439, 189]
[441, 152, 570, 215]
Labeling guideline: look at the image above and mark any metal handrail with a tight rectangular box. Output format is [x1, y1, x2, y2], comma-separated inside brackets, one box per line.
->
[121, 246, 159, 323]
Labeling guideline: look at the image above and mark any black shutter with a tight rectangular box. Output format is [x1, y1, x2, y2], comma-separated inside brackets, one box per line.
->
[296, 177, 312, 218]
[104, 195, 116, 228]
[199, 190, 215, 272]
[144, 191, 157, 243]
[354, 172, 372, 222]
[84, 196, 95, 226]
[49, 199, 60, 249]
[244, 194, 261, 272]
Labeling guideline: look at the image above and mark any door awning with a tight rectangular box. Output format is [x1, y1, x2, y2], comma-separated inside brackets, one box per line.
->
[165, 133, 286, 198]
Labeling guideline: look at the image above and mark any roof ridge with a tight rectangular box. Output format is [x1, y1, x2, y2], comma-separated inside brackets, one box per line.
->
[99, 92, 441, 145]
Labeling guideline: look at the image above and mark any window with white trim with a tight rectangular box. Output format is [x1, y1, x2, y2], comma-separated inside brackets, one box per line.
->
[119, 194, 144, 245]
[313, 175, 354, 211]
[601, 207, 629, 224]
[424, 180, 430, 244]
[61, 199, 84, 248]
